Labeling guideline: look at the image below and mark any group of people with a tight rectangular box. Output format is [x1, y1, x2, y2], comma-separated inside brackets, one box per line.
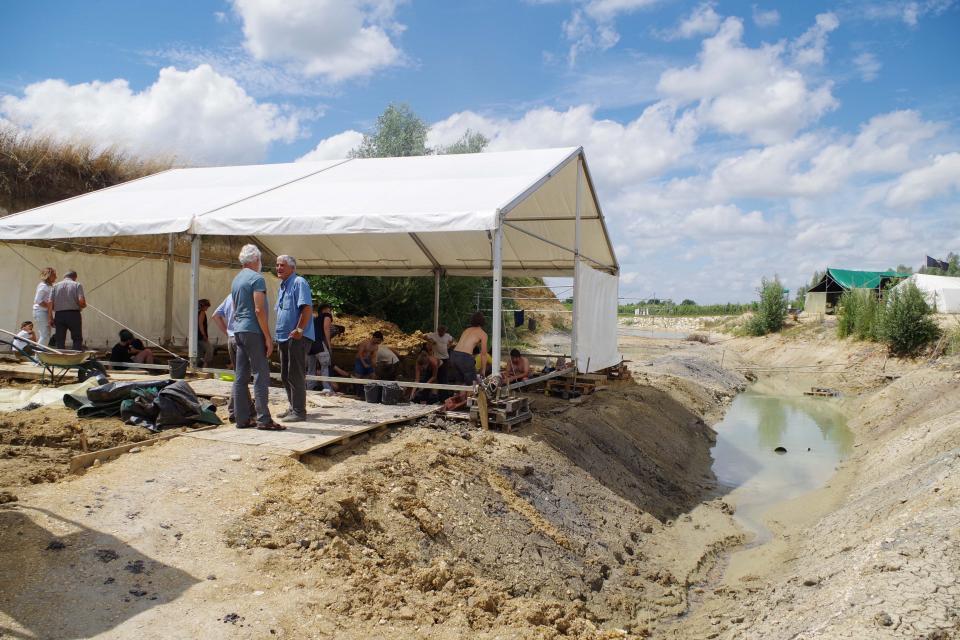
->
[20, 267, 88, 352]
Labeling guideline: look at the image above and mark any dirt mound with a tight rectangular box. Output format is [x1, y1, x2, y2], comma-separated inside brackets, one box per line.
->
[0, 404, 153, 487]
[332, 315, 427, 352]
[223, 386, 737, 637]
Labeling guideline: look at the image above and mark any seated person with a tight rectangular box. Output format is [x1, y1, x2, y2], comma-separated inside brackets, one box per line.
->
[375, 339, 401, 381]
[504, 348, 530, 383]
[13, 320, 36, 356]
[409, 344, 439, 403]
[354, 332, 380, 379]
[110, 329, 154, 369]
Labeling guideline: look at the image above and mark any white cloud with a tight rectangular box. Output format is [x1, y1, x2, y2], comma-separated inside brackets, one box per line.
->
[682, 204, 773, 237]
[885, 153, 960, 207]
[560, 0, 661, 62]
[790, 12, 839, 66]
[0, 65, 301, 165]
[231, 0, 405, 81]
[297, 130, 364, 161]
[859, 0, 957, 26]
[657, 17, 838, 143]
[658, 2, 721, 40]
[853, 52, 882, 81]
[752, 5, 780, 27]
[428, 102, 699, 189]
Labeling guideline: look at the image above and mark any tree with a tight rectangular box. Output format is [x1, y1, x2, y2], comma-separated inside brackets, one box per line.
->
[746, 276, 788, 336]
[437, 129, 489, 155]
[680, 299, 696, 306]
[350, 103, 430, 158]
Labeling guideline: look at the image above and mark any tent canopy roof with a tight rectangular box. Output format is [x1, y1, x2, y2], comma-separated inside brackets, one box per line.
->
[808, 268, 910, 292]
[0, 147, 617, 277]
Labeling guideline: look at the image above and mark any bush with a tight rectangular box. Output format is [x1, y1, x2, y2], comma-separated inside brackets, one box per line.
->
[880, 282, 940, 356]
[836, 289, 882, 340]
[745, 277, 788, 336]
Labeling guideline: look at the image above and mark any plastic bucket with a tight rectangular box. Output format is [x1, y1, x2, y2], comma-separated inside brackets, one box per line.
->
[363, 382, 382, 403]
[380, 383, 403, 405]
[169, 358, 188, 380]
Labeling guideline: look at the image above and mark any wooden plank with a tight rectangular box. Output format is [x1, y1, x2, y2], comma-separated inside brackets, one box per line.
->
[69, 425, 218, 473]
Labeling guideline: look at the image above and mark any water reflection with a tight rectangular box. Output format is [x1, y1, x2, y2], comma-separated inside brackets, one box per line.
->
[711, 389, 852, 544]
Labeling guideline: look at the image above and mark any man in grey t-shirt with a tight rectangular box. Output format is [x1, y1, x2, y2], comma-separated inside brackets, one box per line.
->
[52, 270, 86, 350]
[231, 244, 281, 430]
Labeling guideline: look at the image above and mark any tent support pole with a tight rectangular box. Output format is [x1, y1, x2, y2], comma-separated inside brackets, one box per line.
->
[572, 154, 583, 370]
[188, 235, 201, 366]
[492, 220, 503, 379]
[163, 233, 175, 345]
[433, 269, 441, 333]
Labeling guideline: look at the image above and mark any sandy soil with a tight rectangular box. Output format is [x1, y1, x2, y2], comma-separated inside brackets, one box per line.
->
[668, 327, 960, 639]
[2, 318, 958, 639]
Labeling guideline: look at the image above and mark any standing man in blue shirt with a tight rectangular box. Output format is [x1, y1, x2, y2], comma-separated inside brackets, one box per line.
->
[274, 254, 314, 423]
[231, 244, 281, 430]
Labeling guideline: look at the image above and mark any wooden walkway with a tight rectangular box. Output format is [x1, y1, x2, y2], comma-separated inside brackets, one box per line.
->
[184, 379, 439, 457]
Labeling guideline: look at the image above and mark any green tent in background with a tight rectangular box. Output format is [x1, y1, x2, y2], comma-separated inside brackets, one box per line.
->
[804, 268, 911, 315]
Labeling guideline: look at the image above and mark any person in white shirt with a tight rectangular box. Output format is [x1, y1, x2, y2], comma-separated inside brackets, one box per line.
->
[425, 324, 456, 385]
[13, 320, 36, 355]
[32, 267, 56, 347]
[375, 337, 401, 381]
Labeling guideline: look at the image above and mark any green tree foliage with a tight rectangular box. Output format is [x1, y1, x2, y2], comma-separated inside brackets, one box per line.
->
[618, 301, 755, 316]
[350, 103, 430, 158]
[835, 282, 940, 355]
[836, 289, 882, 340]
[680, 298, 696, 306]
[879, 282, 940, 356]
[746, 277, 788, 336]
[437, 129, 489, 155]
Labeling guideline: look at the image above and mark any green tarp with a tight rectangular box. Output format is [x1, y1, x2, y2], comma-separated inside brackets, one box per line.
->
[810, 268, 911, 292]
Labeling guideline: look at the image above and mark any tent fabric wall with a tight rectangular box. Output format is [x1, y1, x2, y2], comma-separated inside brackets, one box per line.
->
[0, 244, 279, 351]
[804, 292, 827, 315]
[573, 262, 621, 372]
[893, 274, 960, 313]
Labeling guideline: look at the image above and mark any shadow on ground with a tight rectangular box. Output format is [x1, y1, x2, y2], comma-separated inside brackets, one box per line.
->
[0, 505, 199, 640]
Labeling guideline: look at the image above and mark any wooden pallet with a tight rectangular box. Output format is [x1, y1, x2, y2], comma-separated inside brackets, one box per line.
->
[545, 377, 597, 399]
[467, 395, 532, 432]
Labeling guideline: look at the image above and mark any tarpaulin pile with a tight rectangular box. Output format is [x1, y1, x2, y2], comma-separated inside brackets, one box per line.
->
[64, 379, 222, 433]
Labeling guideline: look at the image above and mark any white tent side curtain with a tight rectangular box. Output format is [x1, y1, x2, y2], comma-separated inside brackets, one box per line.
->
[573, 261, 622, 372]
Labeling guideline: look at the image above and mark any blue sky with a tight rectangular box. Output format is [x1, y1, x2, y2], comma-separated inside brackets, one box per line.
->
[2, 0, 958, 303]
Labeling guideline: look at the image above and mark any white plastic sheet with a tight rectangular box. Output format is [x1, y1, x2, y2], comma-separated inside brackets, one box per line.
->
[574, 262, 621, 372]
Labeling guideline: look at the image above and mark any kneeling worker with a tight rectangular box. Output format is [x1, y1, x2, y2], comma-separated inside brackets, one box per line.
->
[504, 348, 530, 383]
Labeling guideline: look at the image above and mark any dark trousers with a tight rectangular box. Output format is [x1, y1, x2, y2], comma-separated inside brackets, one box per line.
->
[279, 337, 311, 417]
[233, 331, 272, 426]
[54, 310, 83, 350]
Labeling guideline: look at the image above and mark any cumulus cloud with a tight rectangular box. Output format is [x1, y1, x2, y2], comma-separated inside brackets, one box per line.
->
[0, 65, 301, 165]
[297, 130, 365, 161]
[885, 153, 960, 207]
[560, 0, 661, 62]
[657, 17, 838, 143]
[790, 12, 839, 66]
[428, 102, 699, 189]
[658, 2, 722, 40]
[231, 0, 405, 81]
[682, 204, 773, 237]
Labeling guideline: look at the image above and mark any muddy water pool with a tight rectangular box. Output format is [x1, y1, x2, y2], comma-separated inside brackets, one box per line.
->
[711, 389, 853, 544]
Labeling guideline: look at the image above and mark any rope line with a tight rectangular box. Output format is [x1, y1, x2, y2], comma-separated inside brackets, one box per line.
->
[85, 303, 180, 359]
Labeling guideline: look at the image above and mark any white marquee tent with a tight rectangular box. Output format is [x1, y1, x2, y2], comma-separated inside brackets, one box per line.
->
[0, 147, 621, 372]
[892, 274, 960, 313]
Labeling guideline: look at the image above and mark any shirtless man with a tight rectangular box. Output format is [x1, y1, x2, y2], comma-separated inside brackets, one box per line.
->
[449, 312, 488, 385]
[354, 331, 382, 379]
[504, 348, 530, 383]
